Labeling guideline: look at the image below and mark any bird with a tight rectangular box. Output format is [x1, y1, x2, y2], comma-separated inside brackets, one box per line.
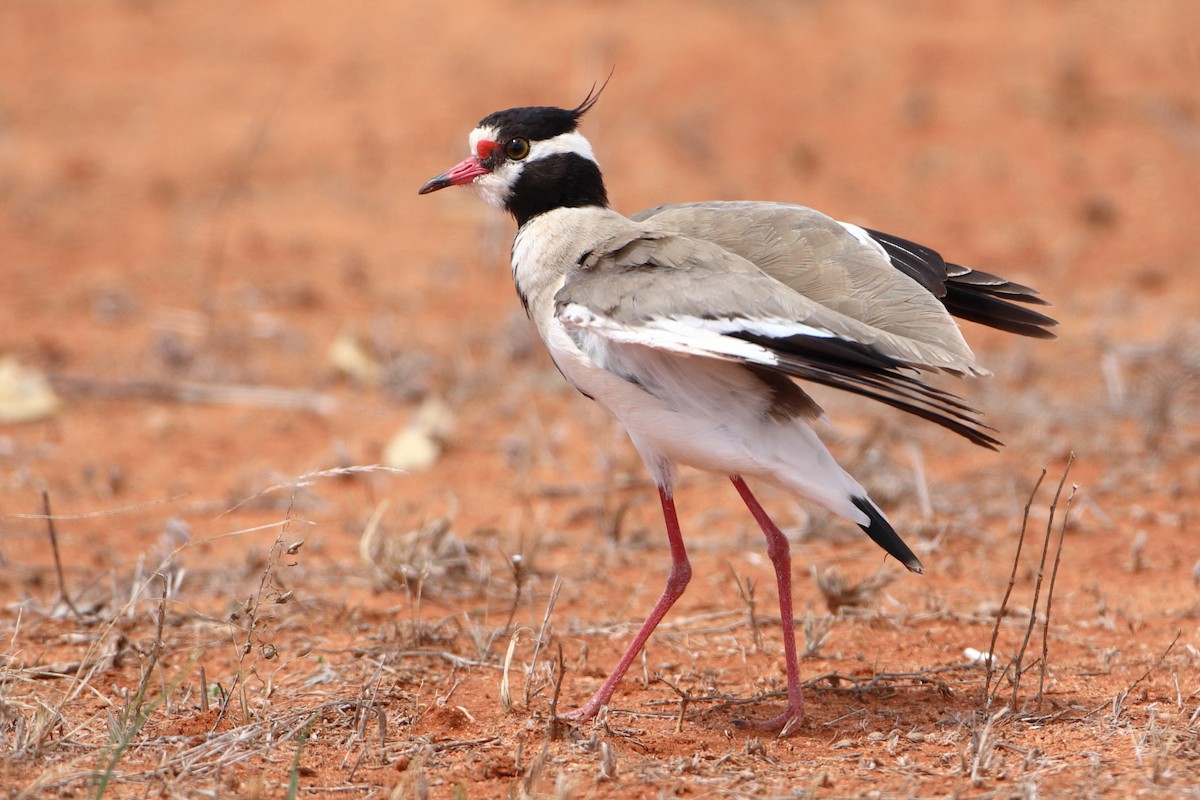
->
[418, 85, 1056, 736]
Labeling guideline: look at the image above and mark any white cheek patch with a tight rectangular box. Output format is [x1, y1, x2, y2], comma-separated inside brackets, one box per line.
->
[463, 125, 509, 209]
[527, 131, 598, 165]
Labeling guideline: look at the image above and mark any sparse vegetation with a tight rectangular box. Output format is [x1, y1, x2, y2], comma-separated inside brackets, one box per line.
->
[3, 2, 1200, 797]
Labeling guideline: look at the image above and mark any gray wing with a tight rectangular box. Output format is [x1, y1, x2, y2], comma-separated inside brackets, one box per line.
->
[633, 201, 1056, 340]
[557, 229, 1001, 448]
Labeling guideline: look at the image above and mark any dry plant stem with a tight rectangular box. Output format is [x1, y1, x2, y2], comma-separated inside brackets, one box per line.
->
[41, 491, 82, 619]
[728, 565, 764, 653]
[546, 642, 566, 739]
[504, 554, 525, 632]
[244, 526, 292, 655]
[560, 487, 692, 723]
[199, 665, 209, 713]
[908, 442, 934, 521]
[1089, 630, 1183, 721]
[92, 578, 168, 800]
[500, 630, 521, 712]
[524, 576, 562, 709]
[211, 670, 239, 735]
[227, 464, 403, 517]
[969, 706, 1009, 786]
[345, 659, 387, 780]
[137, 582, 168, 705]
[1010, 455, 1075, 710]
[50, 375, 334, 415]
[6, 495, 181, 523]
[404, 568, 428, 644]
[1038, 477, 1077, 707]
[214, 516, 296, 733]
[985, 467, 1047, 708]
[653, 675, 693, 733]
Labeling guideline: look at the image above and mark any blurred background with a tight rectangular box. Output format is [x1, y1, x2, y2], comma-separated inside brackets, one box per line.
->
[2, 0, 1198, 594]
[4, 3, 1200, 795]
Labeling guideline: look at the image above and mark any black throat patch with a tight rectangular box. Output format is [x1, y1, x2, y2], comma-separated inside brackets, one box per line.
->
[508, 152, 608, 227]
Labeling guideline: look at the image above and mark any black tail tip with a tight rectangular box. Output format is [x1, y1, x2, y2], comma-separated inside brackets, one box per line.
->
[852, 496, 924, 574]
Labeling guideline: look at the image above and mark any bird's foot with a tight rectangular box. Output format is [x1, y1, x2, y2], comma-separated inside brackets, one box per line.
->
[557, 698, 605, 723]
[734, 691, 805, 737]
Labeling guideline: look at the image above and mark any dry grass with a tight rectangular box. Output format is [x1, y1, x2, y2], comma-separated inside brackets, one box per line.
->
[5, 380, 1200, 799]
[5, 378, 1199, 800]
[3, 143, 1198, 795]
[5, 2, 1200, 796]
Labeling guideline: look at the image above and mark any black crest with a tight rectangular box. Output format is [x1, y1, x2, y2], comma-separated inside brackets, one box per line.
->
[477, 73, 611, 142]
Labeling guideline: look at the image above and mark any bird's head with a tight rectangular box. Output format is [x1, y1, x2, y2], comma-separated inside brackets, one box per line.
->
[419, 84, 609, 226]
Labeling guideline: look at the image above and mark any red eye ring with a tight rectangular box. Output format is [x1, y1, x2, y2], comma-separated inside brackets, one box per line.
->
[476, 139, 500, 161]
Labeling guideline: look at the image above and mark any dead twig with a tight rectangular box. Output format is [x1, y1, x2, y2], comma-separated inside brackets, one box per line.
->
[1010, 455, 1075, 710]
[969, 706, 1010, 786]
[985, 466, 1045, 708]
[546, 642, 566, 740]
[1092, 630, 1183, 722]
[229, 465, 404, 517]
[500, 629, 523, 712]
[524, 576, 562, 709]
[727, 565, 763, 653]
[811, 565, 895, 615]
[1038, 469, 1077, 708]
[48, 375, 335, 415]
[653, 674, 696, 733]
[41, 491, 82, 619]
[504, 553, 526, 632]
[91, 577, 170, 799]
[4, 495, 183, 522]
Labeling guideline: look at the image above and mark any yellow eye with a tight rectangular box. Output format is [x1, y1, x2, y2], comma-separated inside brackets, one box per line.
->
[504, 138, 530, 160]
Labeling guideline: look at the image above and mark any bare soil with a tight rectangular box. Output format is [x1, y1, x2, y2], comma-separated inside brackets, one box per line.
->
[2, 2, 1199, 798]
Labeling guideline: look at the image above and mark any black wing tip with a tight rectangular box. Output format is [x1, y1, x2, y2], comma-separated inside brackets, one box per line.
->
[866, 231, 1059, 340]
[942, 293, 1060, 339]
[852, 496, 924, 574]
[943, 264, 1059, 338]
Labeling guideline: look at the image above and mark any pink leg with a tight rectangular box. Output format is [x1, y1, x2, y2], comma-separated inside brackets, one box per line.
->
[562, 486, 692, 722]
[730, 475, 805, 736]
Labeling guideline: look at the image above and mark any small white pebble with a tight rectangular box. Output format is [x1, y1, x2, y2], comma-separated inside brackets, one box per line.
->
[964, 647, 994, 666]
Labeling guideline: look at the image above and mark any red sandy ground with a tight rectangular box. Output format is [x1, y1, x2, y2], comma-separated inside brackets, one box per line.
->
[2, 2, 1199, 798]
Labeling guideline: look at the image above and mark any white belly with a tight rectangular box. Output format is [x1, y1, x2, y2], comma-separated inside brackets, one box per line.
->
[542, 317, 869, 522]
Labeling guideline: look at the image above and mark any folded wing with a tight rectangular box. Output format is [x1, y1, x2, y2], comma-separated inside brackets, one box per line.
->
[557, 229, 1003, 448]
[632, 201, 1057, 342]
